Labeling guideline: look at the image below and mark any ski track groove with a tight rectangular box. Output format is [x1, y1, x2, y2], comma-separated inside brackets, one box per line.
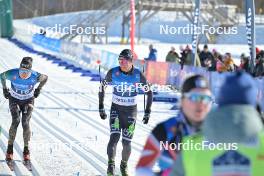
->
[47, 78, 154, 133]
[0, 127, 46, 176]
[31, 110, 107, 175]
[43, 92, 144, 152]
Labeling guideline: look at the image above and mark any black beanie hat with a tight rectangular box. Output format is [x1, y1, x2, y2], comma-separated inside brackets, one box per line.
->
[181, 75, 210, 93]
[20, 57, 33, 69]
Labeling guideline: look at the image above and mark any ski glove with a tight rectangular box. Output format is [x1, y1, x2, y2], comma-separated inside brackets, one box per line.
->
[142, 113, 150, 124]
[3, 88, 10, 99]
[34, 88, 41, 98]
[99, 104, 107, 120]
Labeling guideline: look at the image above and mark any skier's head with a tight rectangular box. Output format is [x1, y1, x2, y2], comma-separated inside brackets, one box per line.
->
[20, 57, 33, 70]
[19, 57, 33, 79]
[181, 75, 212, 124]
[118, 49, 133, 72]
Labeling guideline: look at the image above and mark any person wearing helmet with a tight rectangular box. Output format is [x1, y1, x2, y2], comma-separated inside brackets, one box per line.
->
[136, 75, 213, 176]
[98, 49, 153, 176]
[0, 57, 48, 169]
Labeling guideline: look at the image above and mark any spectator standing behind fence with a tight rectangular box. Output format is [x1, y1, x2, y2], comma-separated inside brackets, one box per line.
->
[239, 53, 250, 73]
[180, 45, 193, 66]
[223, 53, 236, 71]
[216, 55, 226, 72]
[212, 48, 219, 60]
[204, 57, 216, 71]
[199, 44, 214, 67]
[166, 47, 180, 64]
[216, 53, 235, 72]
[253, 50, 264, 77]
[145, 44, 157, 62]
[180, 45, 201, 68]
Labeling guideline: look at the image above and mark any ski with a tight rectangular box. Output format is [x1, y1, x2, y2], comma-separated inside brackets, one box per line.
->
[6, 159, 14, 171]
[23, 159, 32, 171]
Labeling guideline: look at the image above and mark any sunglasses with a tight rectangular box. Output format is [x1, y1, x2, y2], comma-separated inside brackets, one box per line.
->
[183, 92, 213, 104]
[118, 57, 132, 61]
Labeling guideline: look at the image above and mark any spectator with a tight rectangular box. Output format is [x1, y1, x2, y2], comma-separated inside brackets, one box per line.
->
[180, 45, 193, 66]
[166, 46, 180, 63]
[136, 75, 212, 176]
[216, 55, 227, 72]
[216, 52, 236, 73]
[170, 71, 264, 176]
[239, 53, 250, 73]
[256, 47, 261, 55]
[256, 48, 264, 61]
[199, 44, 214, 67]
[253, 51, 264, 77]
[146, 44, 157, 61]
[204, 57, 216, 71]
[223, 52, 236, 71]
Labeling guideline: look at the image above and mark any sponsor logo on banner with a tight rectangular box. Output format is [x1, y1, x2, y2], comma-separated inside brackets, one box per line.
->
[146, 61, 168, 85]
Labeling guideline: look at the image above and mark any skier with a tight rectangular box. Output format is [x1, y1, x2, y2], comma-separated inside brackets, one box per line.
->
[0, 57, 48, 170]
[98, 49, 153, 176]
[136, 75, 213, 176]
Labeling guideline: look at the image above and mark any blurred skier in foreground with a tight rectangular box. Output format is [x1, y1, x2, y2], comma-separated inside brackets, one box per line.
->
[136, 75, 213, 175]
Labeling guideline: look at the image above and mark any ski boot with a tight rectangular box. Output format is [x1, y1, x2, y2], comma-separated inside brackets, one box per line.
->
[120, 160, 129, 176]
[23, 146, 32, 171]
[107, 159, 115, 176]
[6, 144, 14, 171]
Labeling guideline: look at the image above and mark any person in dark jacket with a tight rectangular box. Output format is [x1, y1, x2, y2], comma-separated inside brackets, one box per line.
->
[199, 44, 214, 67]
[239, 54, 250, 73]
[254, 50, 264, 77]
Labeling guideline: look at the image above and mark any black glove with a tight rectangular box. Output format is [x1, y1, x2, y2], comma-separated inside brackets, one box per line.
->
[142, 113, 150, 124]
[34, 88, 41, 98]
[99, 104, 107, 120]
[3, 88, 10, 99]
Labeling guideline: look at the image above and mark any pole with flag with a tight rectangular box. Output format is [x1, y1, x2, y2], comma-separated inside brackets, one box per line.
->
[245, 0, 256, 73]
[130, 0, 135, 54]
[191, 0, 201, 66]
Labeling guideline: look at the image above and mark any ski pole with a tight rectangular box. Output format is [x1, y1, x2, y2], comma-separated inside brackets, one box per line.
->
[97, 59, 101, 83]
[142, 60, 146, 112]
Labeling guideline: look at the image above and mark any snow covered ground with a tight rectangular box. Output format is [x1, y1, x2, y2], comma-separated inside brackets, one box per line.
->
[0, 38, 177, 175]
